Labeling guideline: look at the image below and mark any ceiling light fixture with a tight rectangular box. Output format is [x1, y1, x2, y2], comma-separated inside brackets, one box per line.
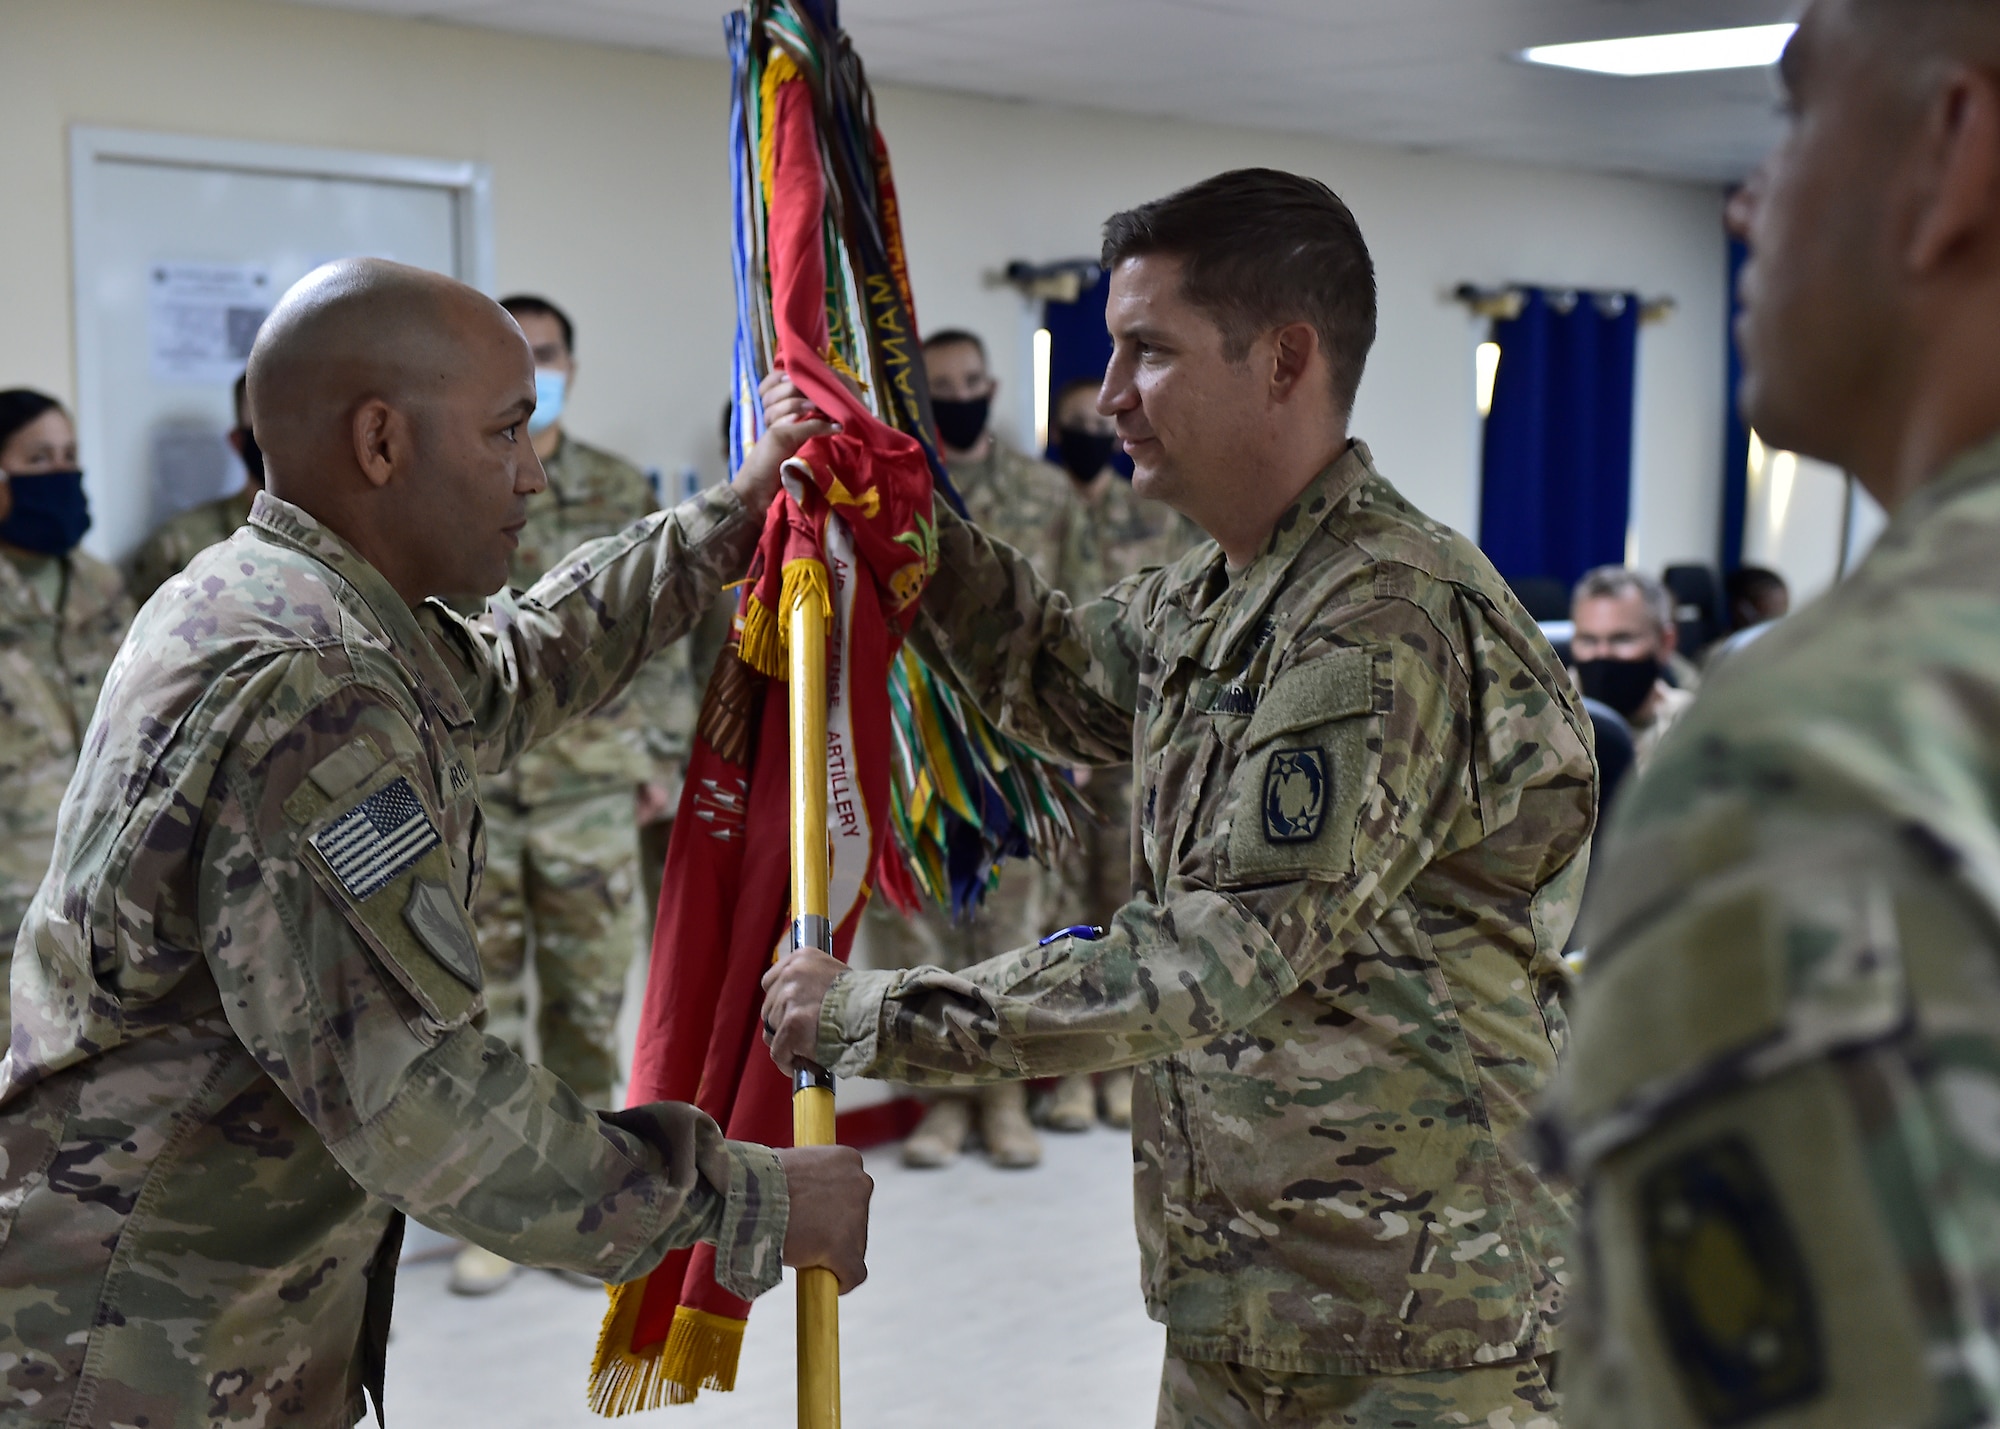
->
[1522, 23, 1796, 77]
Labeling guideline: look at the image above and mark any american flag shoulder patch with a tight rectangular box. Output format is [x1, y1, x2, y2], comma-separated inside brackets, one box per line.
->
[311, 776, 442, 901]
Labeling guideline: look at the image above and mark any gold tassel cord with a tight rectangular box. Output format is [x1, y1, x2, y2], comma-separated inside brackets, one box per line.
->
[740, 558, 834, 681]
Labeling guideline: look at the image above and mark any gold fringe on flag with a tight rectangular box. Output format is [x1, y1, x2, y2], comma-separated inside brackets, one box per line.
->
[739, 557, 832, 681]
[588, 1285, 749, 1416]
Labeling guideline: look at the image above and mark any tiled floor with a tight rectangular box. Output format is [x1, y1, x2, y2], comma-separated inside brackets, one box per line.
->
[385, 1124, 1165, 1427]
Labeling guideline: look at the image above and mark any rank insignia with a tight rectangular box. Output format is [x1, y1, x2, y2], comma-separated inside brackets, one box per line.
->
[311, 777, 442, 901]
[1263, 747, 1328, 844]
[1641, 1136, 1824, 1426]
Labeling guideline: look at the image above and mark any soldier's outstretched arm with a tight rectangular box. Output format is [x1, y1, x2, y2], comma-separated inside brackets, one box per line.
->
[203, 677, 793, 1295]
[768, 605, 1585, 1082]
[428, 379, 832, 776]
[906, 492, 1144, 769]
[426, 482, 760, 777]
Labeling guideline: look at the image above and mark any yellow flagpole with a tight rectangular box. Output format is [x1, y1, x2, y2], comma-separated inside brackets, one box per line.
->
[786, 571, 841, 1429]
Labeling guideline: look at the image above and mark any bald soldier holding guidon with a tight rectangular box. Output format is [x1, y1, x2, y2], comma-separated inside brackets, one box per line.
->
[764, 169, 1596, 1428]
[0, 259, 871, 1427]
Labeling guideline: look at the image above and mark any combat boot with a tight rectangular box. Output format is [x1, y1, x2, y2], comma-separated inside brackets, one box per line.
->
[1044, 1074, 1095, 1132]
[980, 1082, 1042, 1168]
[901, 1094, 972, 1169]
[1100, 1067, 1134, 1128]
[449, 1243, 519, 1296]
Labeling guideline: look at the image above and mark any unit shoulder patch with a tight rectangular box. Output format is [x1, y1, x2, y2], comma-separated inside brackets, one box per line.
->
[1263, 747, 1329, 844]
[1642, 1135, 1825, 1426]
[311, 776, 442, 901]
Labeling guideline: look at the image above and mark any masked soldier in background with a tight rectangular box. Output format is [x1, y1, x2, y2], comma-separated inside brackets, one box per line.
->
[0, 390, 133, 1034]
[447, 294, 699, 1296]
[861, 328, 1074, 1171]
[1567, 565, 1694, 774]
[1040, 375, 1204, 1133]
[127, 371, 263, 604]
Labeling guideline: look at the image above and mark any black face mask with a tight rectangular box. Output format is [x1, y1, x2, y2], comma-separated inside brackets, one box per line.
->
[234, 426, 265, 485]
[0, 469, 93, 556]
[1575, 657, 1660, 720]
[931, 395, 991, 452]
[1056, 426, 1117, 483]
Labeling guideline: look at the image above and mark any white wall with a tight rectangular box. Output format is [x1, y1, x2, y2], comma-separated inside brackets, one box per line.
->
[2, 0, 1729, 570]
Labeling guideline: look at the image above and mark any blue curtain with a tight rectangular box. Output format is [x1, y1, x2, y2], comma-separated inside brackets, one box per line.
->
[1478, 287, 1640, 591]
[1041, 273, 1132, 476]
[1719, 236, 1751, 572]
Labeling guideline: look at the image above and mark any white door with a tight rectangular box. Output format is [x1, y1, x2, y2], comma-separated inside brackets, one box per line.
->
[70, 129, 491, 563]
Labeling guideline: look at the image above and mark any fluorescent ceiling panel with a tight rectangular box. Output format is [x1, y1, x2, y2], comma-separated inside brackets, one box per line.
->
[1523, 23, 1796, 77]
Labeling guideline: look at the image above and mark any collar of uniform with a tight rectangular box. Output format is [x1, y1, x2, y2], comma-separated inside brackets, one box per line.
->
[1885, 426, 2000, 536]
[1170, 440, 1374, 670]
[247, 491, 473, 728]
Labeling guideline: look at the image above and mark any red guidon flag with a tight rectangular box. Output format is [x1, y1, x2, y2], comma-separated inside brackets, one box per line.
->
[588, 38, 937, 1415]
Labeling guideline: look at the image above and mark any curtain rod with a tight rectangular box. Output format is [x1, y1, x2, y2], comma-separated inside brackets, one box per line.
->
[989, 258, 1103, 303]
[1452, 283, 1676, 325]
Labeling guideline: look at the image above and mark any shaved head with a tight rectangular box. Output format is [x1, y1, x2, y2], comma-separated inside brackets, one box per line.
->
[246, 259, 545, 602]
[1728, 0, 2000, 505]
[1843, 0, 2000, 99]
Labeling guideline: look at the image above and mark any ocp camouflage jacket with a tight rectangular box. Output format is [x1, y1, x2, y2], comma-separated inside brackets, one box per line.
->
[1553, 434, 2000, 1428]
[0, 486, 787, 1427]
[819, 443, 1595, 1374]
[0, 547, 132, 1023]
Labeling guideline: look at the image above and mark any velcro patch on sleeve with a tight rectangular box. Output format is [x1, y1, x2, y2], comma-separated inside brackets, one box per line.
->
[307, 738, 387, 799]
[1642, 1136, 1824, 1423]
[311, 776, 442, 901]
[1222, 648, 1381, 886]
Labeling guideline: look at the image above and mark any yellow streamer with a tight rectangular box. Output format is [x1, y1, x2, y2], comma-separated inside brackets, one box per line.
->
[758, 50, 801, 213]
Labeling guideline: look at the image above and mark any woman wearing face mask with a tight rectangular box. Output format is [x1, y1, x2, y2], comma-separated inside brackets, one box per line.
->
[0, 389, 135, 1032]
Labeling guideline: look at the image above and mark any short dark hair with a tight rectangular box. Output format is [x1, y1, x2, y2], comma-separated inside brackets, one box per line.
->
[1725, 565, 1787, 605]
[499, 294, 575, 355]
[1101, 168, 1377, 414]
[923, 329, 986, 361]
[0, 389, 64, 456]
[1054, 375, 1100, 414]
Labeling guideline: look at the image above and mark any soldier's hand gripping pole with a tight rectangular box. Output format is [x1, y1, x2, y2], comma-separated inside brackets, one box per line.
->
[787, 577, 841, 1429]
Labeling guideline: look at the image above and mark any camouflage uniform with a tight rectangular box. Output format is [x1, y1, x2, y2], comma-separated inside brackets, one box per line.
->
[0, 486, 785, 1427]
[1550, 433, 2000, 1429]
[1048, 476, 1206, 928]
[126, 485, 257, 604]
[473, 435, 693, 1107]
[0, 548, 132, 1034]
[1159, 1351, 1558, 1428]
[818, 442, 1595, 1420]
